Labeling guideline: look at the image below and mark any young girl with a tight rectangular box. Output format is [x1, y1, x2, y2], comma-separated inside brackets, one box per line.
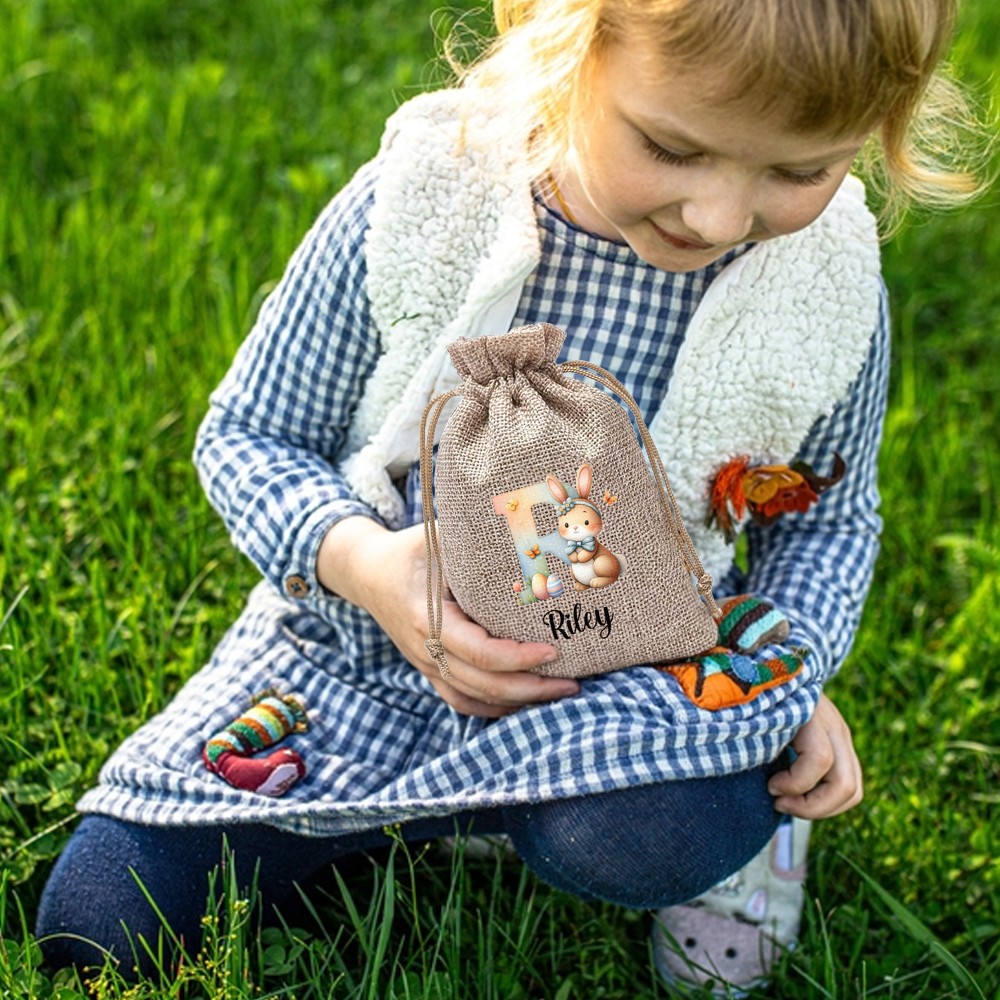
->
[37, 0, 984, 993]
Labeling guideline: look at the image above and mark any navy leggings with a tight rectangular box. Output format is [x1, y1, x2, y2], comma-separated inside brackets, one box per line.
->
[36, 763, 782, 975]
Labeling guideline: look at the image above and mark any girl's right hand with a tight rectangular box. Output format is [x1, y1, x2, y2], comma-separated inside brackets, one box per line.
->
[317, 517, 579, 717]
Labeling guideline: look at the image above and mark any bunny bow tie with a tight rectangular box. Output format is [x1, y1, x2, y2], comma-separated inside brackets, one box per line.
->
[566, 537, 597, 555]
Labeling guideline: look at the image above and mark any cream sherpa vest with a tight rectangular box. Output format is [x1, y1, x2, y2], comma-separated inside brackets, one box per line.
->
[341, 90, 882, 583]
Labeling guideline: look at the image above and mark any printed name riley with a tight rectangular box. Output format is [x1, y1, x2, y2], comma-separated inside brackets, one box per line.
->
[541, 603, 614, 641]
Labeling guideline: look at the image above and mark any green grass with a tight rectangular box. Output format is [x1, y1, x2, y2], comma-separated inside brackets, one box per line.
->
[1, 0, 998, 996]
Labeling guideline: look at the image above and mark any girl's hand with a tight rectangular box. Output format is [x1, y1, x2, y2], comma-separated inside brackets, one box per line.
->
[767, 692, 863, 819]
[317, 518, 579, 717]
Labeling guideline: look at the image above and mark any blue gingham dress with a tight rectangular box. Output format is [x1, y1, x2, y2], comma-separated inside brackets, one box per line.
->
[78, 158, 889, 834]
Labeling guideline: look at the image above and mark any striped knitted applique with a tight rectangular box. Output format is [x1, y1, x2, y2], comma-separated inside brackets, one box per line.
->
[716, 595, 791, 653]
[202, 690, 308, 797]
[656, 595, 803, 710]
[707, 453, 846, 544]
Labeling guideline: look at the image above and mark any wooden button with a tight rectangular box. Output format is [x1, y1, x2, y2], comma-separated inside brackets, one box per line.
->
[285, 575, 310, 598]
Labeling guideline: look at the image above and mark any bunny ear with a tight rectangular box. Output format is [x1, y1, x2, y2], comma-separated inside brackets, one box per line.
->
[576, 462, 593, 499]
[547, 475, 569, 502]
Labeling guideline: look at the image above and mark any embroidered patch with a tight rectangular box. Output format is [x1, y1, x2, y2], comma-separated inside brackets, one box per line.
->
[202, 690, 308, 797]
[707, 454, 846, 543]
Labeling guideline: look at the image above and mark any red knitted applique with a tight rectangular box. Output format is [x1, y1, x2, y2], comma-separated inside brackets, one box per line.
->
[707, 454, 846, 543]
[203, 690, 308, 797]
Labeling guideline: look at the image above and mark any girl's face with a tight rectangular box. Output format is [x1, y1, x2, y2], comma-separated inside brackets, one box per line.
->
[558, 35, 870, 273]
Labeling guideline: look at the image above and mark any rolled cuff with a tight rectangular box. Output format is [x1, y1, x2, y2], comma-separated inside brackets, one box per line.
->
[276, 498, 384, 604]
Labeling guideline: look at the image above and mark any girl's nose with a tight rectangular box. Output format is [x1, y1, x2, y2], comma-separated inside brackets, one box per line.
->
[680, 183, 756, 246]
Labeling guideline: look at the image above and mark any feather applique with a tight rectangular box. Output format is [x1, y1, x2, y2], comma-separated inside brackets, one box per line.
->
[708, 454, 846, 543]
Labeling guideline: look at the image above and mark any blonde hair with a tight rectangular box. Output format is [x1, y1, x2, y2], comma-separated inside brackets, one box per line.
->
[450, 0, 991, 231]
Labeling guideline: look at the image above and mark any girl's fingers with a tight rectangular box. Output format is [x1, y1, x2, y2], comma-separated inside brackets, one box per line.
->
[441, 601, 559, 672]
[772, 757, 863, 818]
[769, 694, 864, 819]
[430, 655, 580, 709]
[421, 623, 577, 711]
[426, 677, 521, 718]
[426, 661, 578, 715]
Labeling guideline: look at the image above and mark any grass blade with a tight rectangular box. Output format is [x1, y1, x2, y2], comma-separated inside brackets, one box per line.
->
[846, 859, 987, 1000]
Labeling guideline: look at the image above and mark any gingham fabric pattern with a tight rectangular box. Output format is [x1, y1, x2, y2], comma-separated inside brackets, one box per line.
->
[78, 159, 888, 834]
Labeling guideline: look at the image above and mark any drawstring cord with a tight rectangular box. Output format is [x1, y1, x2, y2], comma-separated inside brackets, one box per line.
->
[419, 386, 464, 679]
[559, 360, 722, 621]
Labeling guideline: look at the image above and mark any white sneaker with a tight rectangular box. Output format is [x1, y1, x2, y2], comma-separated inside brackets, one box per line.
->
[652, 816, 810, 997]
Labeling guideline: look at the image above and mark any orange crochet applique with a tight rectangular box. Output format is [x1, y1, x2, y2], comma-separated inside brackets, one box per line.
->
[660, 647, 803, 711]
[707, 454, 846, 543]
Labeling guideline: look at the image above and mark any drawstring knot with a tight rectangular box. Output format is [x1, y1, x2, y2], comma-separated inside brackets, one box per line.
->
[424, 637, 450, 679]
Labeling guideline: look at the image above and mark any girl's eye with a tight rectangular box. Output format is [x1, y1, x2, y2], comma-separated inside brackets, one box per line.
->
[640, 133, 696, 166]
[776, 167, 830, 187]
[639, 128, 831, 186]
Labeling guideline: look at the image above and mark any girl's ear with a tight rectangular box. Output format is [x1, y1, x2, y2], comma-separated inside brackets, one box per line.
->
[577, 462, 593, 498]
[547, 475, 568, 502]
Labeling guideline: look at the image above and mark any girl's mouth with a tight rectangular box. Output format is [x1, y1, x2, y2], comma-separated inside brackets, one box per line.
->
[651, 222, 714, 252]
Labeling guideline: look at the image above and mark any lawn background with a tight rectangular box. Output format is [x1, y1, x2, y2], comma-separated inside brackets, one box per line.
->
[1, 0, 997, 996]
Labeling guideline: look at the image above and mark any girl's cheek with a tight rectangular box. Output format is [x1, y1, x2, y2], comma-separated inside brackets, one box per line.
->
[768, 190, 839, 236]
[614, 167, 677, 215]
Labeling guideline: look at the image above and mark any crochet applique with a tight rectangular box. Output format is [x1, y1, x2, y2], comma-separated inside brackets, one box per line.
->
[202, 690, 308, 797]
[657, 596, 804, 711]
[661, 647, 804, 711]
[707, 454, 846, 543]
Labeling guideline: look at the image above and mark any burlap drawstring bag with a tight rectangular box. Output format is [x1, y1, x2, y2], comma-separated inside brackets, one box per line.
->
[420, 323, 721, 680]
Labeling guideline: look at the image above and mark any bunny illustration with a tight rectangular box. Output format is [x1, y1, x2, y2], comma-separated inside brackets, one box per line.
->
[546, 462, 622, 591]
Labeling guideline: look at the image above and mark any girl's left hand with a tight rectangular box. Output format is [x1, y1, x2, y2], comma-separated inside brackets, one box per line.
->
[767, 692, 863, 819]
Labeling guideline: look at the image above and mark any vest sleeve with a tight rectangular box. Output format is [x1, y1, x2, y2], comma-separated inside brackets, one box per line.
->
[193, 159, 384, 604]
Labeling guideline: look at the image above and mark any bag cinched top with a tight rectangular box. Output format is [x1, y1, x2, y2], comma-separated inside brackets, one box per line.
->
[420, 323, 720, 680]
